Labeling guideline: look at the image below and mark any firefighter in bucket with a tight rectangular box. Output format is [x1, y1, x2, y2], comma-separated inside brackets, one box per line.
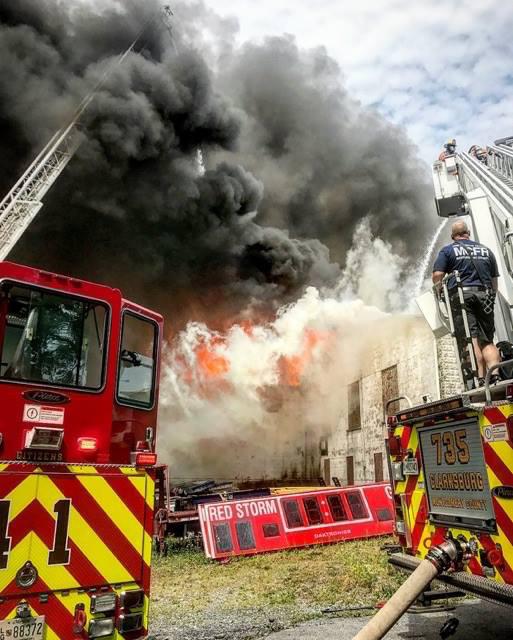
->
[432, 219, 501, 387]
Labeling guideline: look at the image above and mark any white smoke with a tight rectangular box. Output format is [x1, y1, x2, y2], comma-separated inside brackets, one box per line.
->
[157, 220, 425, 482]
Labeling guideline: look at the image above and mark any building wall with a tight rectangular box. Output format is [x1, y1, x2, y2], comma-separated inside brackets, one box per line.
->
[324, 316, 441, 485]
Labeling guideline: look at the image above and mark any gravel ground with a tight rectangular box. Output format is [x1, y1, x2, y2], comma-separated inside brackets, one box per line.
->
[264, 599, 513, 639]
[149, 599, 513, 640]
[149, 604, 317, 640]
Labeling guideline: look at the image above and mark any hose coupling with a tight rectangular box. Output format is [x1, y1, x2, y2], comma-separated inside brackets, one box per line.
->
[426, 539, 466, 573]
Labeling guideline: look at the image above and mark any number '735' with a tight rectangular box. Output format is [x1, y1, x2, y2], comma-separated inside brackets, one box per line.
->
[431, 429, 470, 466]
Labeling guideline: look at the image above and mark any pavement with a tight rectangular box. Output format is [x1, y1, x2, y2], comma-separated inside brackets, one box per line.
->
[263, 600, 513, 639]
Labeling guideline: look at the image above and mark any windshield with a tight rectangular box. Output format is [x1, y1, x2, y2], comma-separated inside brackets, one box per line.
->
[0, 282, 108, 389]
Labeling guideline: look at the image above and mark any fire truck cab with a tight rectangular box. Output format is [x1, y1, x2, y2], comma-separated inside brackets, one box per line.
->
[0, 261, 163, 639]
[387, 138, 513, 607]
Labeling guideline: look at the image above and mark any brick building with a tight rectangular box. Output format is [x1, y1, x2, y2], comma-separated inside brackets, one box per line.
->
[321, 316, 460, 486]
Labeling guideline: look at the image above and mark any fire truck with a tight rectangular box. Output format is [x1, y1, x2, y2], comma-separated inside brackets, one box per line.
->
[0, 20, 170, 640]
[355, 140, 513, 640]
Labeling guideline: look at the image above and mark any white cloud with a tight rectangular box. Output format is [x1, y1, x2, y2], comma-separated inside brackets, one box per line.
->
[199, 0, 513, 162]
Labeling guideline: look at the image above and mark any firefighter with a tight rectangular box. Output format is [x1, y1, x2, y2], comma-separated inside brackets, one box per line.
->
[438, 138, 457, 161]
[432, 219, 501, 386]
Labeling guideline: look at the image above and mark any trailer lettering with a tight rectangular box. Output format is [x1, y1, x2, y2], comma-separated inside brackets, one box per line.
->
[235, 500, 277, 519]
[207, 505, 233, 521]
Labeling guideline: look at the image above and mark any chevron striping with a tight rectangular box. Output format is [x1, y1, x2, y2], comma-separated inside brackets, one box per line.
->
[0, 466, 36, 500]
[0, 533, 31, 592]
[7, 499, 106, 590]
[3, 472, 39, 520]
[36, 475, 134, 584]
[47, 473, 145, 580]
[91, 471, 153, 537]
[75, 471, 152, 557]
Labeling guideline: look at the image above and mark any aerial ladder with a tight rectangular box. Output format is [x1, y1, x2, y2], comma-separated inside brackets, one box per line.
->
[417, 138, 513, 389]
[0, 6, 174, 261]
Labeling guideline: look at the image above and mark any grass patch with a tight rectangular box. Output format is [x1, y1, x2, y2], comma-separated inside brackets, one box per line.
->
[150, 536, 403, 627]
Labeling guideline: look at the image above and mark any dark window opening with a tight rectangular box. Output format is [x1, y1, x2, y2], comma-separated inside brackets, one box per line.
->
[262, 523, 280, 538]
[346, 456, 355, 486]
[303, 497, 323, 525]
[346, 492, 369, 520]
[236, 521, 255, 550]
[348, 380, 361, 431]
[327, 494, 348, 522]
[117, 313, 157, 409]
[374, 452, 384, 482]
[214, 523, 232, 553]
[283, 500, 304, 528]
[0, 282, 108, 389]
[376, 508, 393, 522]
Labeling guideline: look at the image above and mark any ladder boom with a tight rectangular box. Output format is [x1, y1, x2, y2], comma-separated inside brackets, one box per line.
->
[0, 7, 169, 261]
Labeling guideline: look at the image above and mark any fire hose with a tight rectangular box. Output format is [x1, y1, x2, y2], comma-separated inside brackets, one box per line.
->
[353, 539, 466, 640]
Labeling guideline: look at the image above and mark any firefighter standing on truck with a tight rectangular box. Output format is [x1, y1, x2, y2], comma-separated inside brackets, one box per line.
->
[432, 219, 501, 386]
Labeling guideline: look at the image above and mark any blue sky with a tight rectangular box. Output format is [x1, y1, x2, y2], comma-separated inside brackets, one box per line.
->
[202, 0, 513, 163]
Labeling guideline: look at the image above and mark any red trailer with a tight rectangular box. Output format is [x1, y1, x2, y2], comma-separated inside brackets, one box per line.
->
[199, 482, 394, 559]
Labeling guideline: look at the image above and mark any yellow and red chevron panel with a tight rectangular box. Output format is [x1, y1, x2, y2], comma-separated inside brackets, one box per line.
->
[391, 403, 513, 587]
[0, 463, 155, 639]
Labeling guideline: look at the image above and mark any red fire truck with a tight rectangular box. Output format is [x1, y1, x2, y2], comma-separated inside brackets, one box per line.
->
[0, 261, 162, 639]
[199, 483, 394, 559]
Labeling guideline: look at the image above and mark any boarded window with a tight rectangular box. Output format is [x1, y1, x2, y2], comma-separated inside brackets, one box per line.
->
[214, 523, 233, 552]
[346, 492, 369, 519]
[347, 380, 361, 431]
[346, 456, 354, 486]
[303, 498, 323, 525]
[323, 458, 331, 485]
[382, 364, 399, 416]
[283, 500, 304, 528]
[262, 523, 280, 538]
[374, 452, 384, 482]
[236, 521, 256, 550]
[327, 494, 348, 521]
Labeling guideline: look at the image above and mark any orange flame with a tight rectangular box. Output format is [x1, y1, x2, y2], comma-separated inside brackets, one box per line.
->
[278, 328, 328, 387]
[196, 341, 229, 378]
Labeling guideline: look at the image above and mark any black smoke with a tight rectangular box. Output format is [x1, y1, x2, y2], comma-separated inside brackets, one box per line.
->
[0, 0, 434, 325]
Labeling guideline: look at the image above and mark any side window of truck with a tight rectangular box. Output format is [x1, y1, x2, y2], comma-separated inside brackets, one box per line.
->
[214, 523, 233, 553]
[236, 522, 256, 550]
[303, 497, 323, 525]
[346, 492, 369, 520]
[283, 500, 304, 528]
[117, 312, 157, 409]
[327, 494, 348, 521]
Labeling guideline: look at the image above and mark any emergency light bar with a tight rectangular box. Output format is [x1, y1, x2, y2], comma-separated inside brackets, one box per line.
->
[24, 427, 63, 450]
[396, 398, 463, 423]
